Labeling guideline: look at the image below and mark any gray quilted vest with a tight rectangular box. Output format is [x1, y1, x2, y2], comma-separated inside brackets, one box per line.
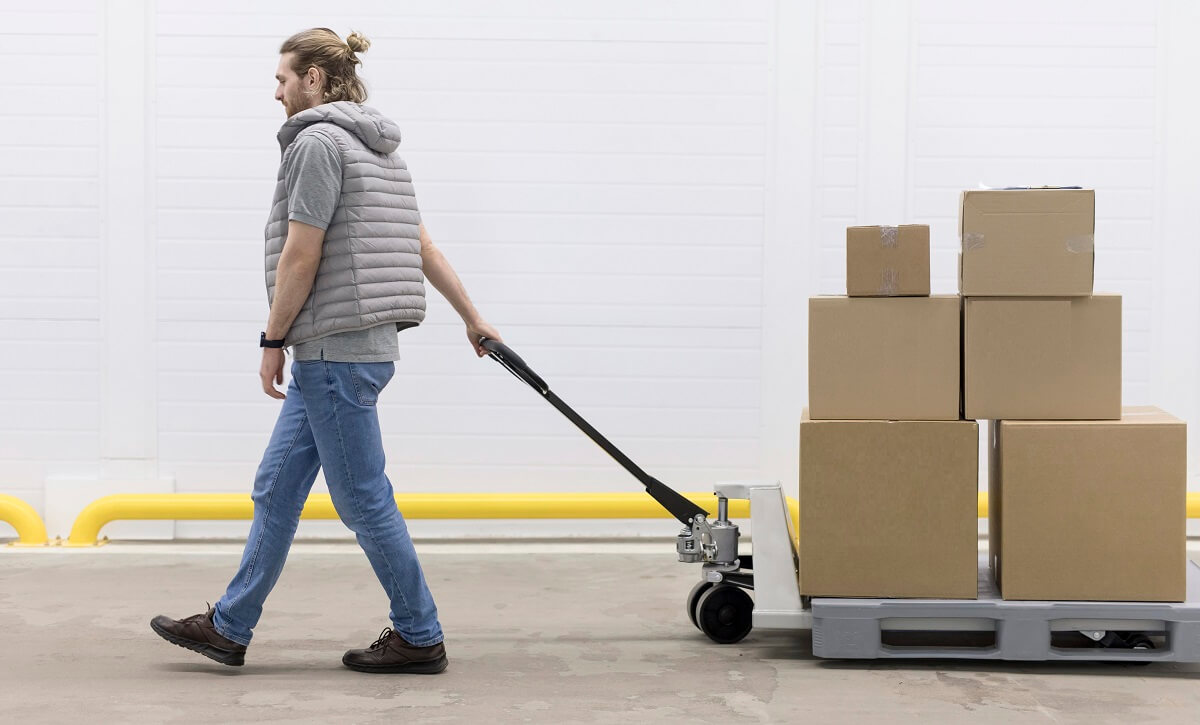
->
[265, 101, 425, 346]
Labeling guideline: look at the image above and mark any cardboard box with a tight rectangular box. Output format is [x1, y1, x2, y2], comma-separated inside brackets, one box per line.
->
[808, 295, 960, 420]
[988, 407, 1187, 601]
[963, 295, 1121, 420]
[959, 188, 1094, 296]
[846, 224, 930, 297]
[799, 410, 979, 598]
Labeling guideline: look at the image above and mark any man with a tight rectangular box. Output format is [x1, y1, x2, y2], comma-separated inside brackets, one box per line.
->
[151, 28, 501, 674]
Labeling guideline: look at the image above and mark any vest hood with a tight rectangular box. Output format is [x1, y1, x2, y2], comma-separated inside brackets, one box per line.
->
[276, 100, 401, 156]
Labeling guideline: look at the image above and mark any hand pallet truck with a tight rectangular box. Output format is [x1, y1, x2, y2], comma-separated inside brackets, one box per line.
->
[481, 338, 1200, 662]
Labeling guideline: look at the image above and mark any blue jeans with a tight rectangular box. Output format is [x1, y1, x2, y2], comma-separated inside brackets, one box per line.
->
[211, 356, 444, 648]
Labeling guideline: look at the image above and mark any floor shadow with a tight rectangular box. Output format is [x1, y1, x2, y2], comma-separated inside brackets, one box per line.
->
[815, 656, 1200, 679]
[157, 662, 345, 676]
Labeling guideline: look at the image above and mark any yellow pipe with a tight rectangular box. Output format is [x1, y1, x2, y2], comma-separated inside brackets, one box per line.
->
[0, 494, 48, 546]
[66, 492, 756, 547]
[59, 490, 1200, 547]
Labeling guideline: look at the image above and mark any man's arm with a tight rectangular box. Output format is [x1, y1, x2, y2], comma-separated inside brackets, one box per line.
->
[266, 220, 325, 341]
[419, 222, 482, 326]
[418, 222, 503, 355]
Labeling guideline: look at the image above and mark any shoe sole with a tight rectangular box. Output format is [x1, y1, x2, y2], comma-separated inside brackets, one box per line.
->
[341, 654, 448, 674]
[150, 619, 246, 667]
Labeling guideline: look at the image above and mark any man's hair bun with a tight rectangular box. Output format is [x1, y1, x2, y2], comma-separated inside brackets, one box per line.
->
[346, 31, 370, 55]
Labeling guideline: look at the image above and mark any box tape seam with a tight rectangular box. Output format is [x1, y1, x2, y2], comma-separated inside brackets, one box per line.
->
[879, 268, 899, 295]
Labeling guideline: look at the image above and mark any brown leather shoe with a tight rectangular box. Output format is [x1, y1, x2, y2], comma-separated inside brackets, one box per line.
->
[150, 602, 247, 667]
[342, 627, 448, 674]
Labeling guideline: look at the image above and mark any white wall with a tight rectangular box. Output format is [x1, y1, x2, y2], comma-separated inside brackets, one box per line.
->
[1, 0, 1197, 541]
[1, 2, 107, 524]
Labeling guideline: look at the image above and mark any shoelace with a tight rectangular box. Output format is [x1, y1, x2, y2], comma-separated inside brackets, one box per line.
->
[180, 601, 214, 624]
[368, 627, 394, 651]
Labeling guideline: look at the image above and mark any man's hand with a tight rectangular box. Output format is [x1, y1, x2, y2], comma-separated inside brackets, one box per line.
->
[467, 320, 503, 357]
[261, 348, 287, 399]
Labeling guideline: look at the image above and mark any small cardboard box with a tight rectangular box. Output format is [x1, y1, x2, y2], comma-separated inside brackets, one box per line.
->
[799, 410, 979, 599]
[846, 224, 930, 297]
[963, 295, 1121, 420]
[988, 408, 1187, 602]
[959, 188, 1094, 296]
[809, 295, 960, 420]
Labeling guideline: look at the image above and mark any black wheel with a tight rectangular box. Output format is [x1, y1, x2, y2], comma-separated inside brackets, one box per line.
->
[1123, 633, 1154, 650]
[686, 580, 714, 630]
[696, 584, 753, 644]
[1098, 631, 1155, 650]
[1097, 631, 1155, 665]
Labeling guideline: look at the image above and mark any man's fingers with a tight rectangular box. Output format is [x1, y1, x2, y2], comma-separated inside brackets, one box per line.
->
[261, 374, 285, 399]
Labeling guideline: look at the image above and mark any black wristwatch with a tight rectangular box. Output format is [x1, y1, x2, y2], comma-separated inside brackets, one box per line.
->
[260, 331, 285, 348]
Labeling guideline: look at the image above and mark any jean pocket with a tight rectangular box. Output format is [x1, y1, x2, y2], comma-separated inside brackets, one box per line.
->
[348, 362, 395, 406]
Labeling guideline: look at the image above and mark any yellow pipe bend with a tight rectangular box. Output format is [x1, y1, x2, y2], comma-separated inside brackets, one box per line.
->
[0, 494, 48, 546]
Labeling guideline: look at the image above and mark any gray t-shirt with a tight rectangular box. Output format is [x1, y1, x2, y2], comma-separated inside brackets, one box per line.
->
[280, 132, 406, 362]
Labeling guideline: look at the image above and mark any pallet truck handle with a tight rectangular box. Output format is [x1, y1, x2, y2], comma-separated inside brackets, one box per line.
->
[480, 338, 548, 394]
[478, 337, 709, 527]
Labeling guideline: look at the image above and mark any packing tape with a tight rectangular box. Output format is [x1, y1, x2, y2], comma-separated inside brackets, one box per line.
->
[880, 225, 899, 248]
[879, 268, 899, 295]
[1066, 233, 1095, 254]
[963, 231, 986, 251]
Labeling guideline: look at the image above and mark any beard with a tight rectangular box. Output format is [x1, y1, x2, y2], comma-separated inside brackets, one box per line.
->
[283, 88, 314, 117]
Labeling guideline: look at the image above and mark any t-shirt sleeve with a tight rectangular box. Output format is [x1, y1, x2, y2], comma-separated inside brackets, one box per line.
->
[285, 133, 342, 231]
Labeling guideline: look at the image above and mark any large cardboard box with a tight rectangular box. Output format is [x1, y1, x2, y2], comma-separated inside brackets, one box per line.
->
[959, 188, 1094, 296]
[963, 295, 1121, 420]
[799, 410, 979, 598]
[988, 407, 1187, 601]
[846, 224, 930, 297]
[809, 295, 960, 420]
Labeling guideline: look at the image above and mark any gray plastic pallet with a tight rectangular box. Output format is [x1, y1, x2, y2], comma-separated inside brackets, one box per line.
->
[810, 559, 1200, 661]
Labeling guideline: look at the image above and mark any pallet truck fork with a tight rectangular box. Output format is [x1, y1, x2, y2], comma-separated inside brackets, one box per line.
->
[481, 338, 1200, 662]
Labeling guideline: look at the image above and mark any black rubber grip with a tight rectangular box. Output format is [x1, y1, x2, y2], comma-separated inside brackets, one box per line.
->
[480, 338, 549, 394]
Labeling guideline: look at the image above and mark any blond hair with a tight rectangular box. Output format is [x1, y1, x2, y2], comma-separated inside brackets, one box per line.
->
[279, 27, 371, 104]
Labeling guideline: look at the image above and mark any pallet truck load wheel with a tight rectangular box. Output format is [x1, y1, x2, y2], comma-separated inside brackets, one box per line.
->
[1097, 631, 1156, 651]
[696, 584, 754, 644]
[687, 580, 715, 630]
[1094, 631, 1156, 666]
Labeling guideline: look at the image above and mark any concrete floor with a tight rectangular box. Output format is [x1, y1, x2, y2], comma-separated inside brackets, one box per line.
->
[2, 541, 1200, 724]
